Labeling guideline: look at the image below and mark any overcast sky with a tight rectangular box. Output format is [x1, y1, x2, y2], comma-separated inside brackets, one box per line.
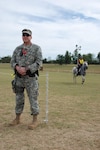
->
[0, 0, 100, 59]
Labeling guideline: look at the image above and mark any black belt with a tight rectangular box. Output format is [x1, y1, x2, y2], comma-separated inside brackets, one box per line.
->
[16, 70, 36, 78]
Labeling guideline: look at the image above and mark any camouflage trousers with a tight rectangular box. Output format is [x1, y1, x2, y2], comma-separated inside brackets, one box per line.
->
[14, 75, 39, 115]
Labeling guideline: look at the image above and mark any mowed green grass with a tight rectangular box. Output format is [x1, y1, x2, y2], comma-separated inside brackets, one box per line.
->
[0, 63, 100, 150]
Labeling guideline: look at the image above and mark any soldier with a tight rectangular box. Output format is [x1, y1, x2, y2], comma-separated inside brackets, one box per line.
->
[10, 29, 42, 129]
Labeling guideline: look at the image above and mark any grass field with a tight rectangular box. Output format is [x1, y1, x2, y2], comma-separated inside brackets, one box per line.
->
[0, 63, 100, 150]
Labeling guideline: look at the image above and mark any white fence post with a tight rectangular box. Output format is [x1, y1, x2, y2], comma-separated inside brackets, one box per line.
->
[44, 72, 49, 123]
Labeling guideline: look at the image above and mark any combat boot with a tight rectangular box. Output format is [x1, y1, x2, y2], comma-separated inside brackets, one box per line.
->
[9, 113, 21, 126]
[28, 115, 39, 130]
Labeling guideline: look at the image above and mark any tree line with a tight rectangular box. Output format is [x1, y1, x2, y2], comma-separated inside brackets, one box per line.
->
[0, 51, 100, 64]
[43, 51, 100, 65]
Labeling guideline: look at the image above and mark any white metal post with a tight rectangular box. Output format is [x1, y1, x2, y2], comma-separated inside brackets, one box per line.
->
[44, 72, 49, 123]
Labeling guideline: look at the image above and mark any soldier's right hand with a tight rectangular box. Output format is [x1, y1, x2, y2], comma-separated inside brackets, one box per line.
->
[16, 66, 26, 75]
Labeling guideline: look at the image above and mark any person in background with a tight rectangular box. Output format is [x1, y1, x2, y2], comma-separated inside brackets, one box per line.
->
[77, 55, 84, 75]
[10, 29, 42, 130]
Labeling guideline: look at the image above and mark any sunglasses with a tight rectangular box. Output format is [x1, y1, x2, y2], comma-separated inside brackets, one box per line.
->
[22, 33, 30, 37]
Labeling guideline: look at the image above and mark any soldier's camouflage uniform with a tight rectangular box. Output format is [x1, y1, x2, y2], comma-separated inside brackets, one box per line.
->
[11, 43, 42, 115]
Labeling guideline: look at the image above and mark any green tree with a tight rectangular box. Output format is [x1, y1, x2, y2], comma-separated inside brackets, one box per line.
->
[43, 58, 47, 63]
[87, 53, 93, 64]
[97, 52, 100, 64]
[64, 51, 71, 64]
[72, 45, 81, 64]
[83, 53, 93, 64]
[1, 56, 11, 63]
[56, 54, 65, 65]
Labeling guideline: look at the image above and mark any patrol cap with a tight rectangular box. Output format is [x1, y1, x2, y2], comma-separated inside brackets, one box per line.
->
[22, 29, 32, 36]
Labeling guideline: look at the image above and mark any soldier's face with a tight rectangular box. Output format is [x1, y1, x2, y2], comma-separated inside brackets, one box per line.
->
[22, 33, 32, 43]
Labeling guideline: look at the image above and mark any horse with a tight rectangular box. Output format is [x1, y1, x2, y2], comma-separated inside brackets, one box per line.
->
[72, 61, 88, 84]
